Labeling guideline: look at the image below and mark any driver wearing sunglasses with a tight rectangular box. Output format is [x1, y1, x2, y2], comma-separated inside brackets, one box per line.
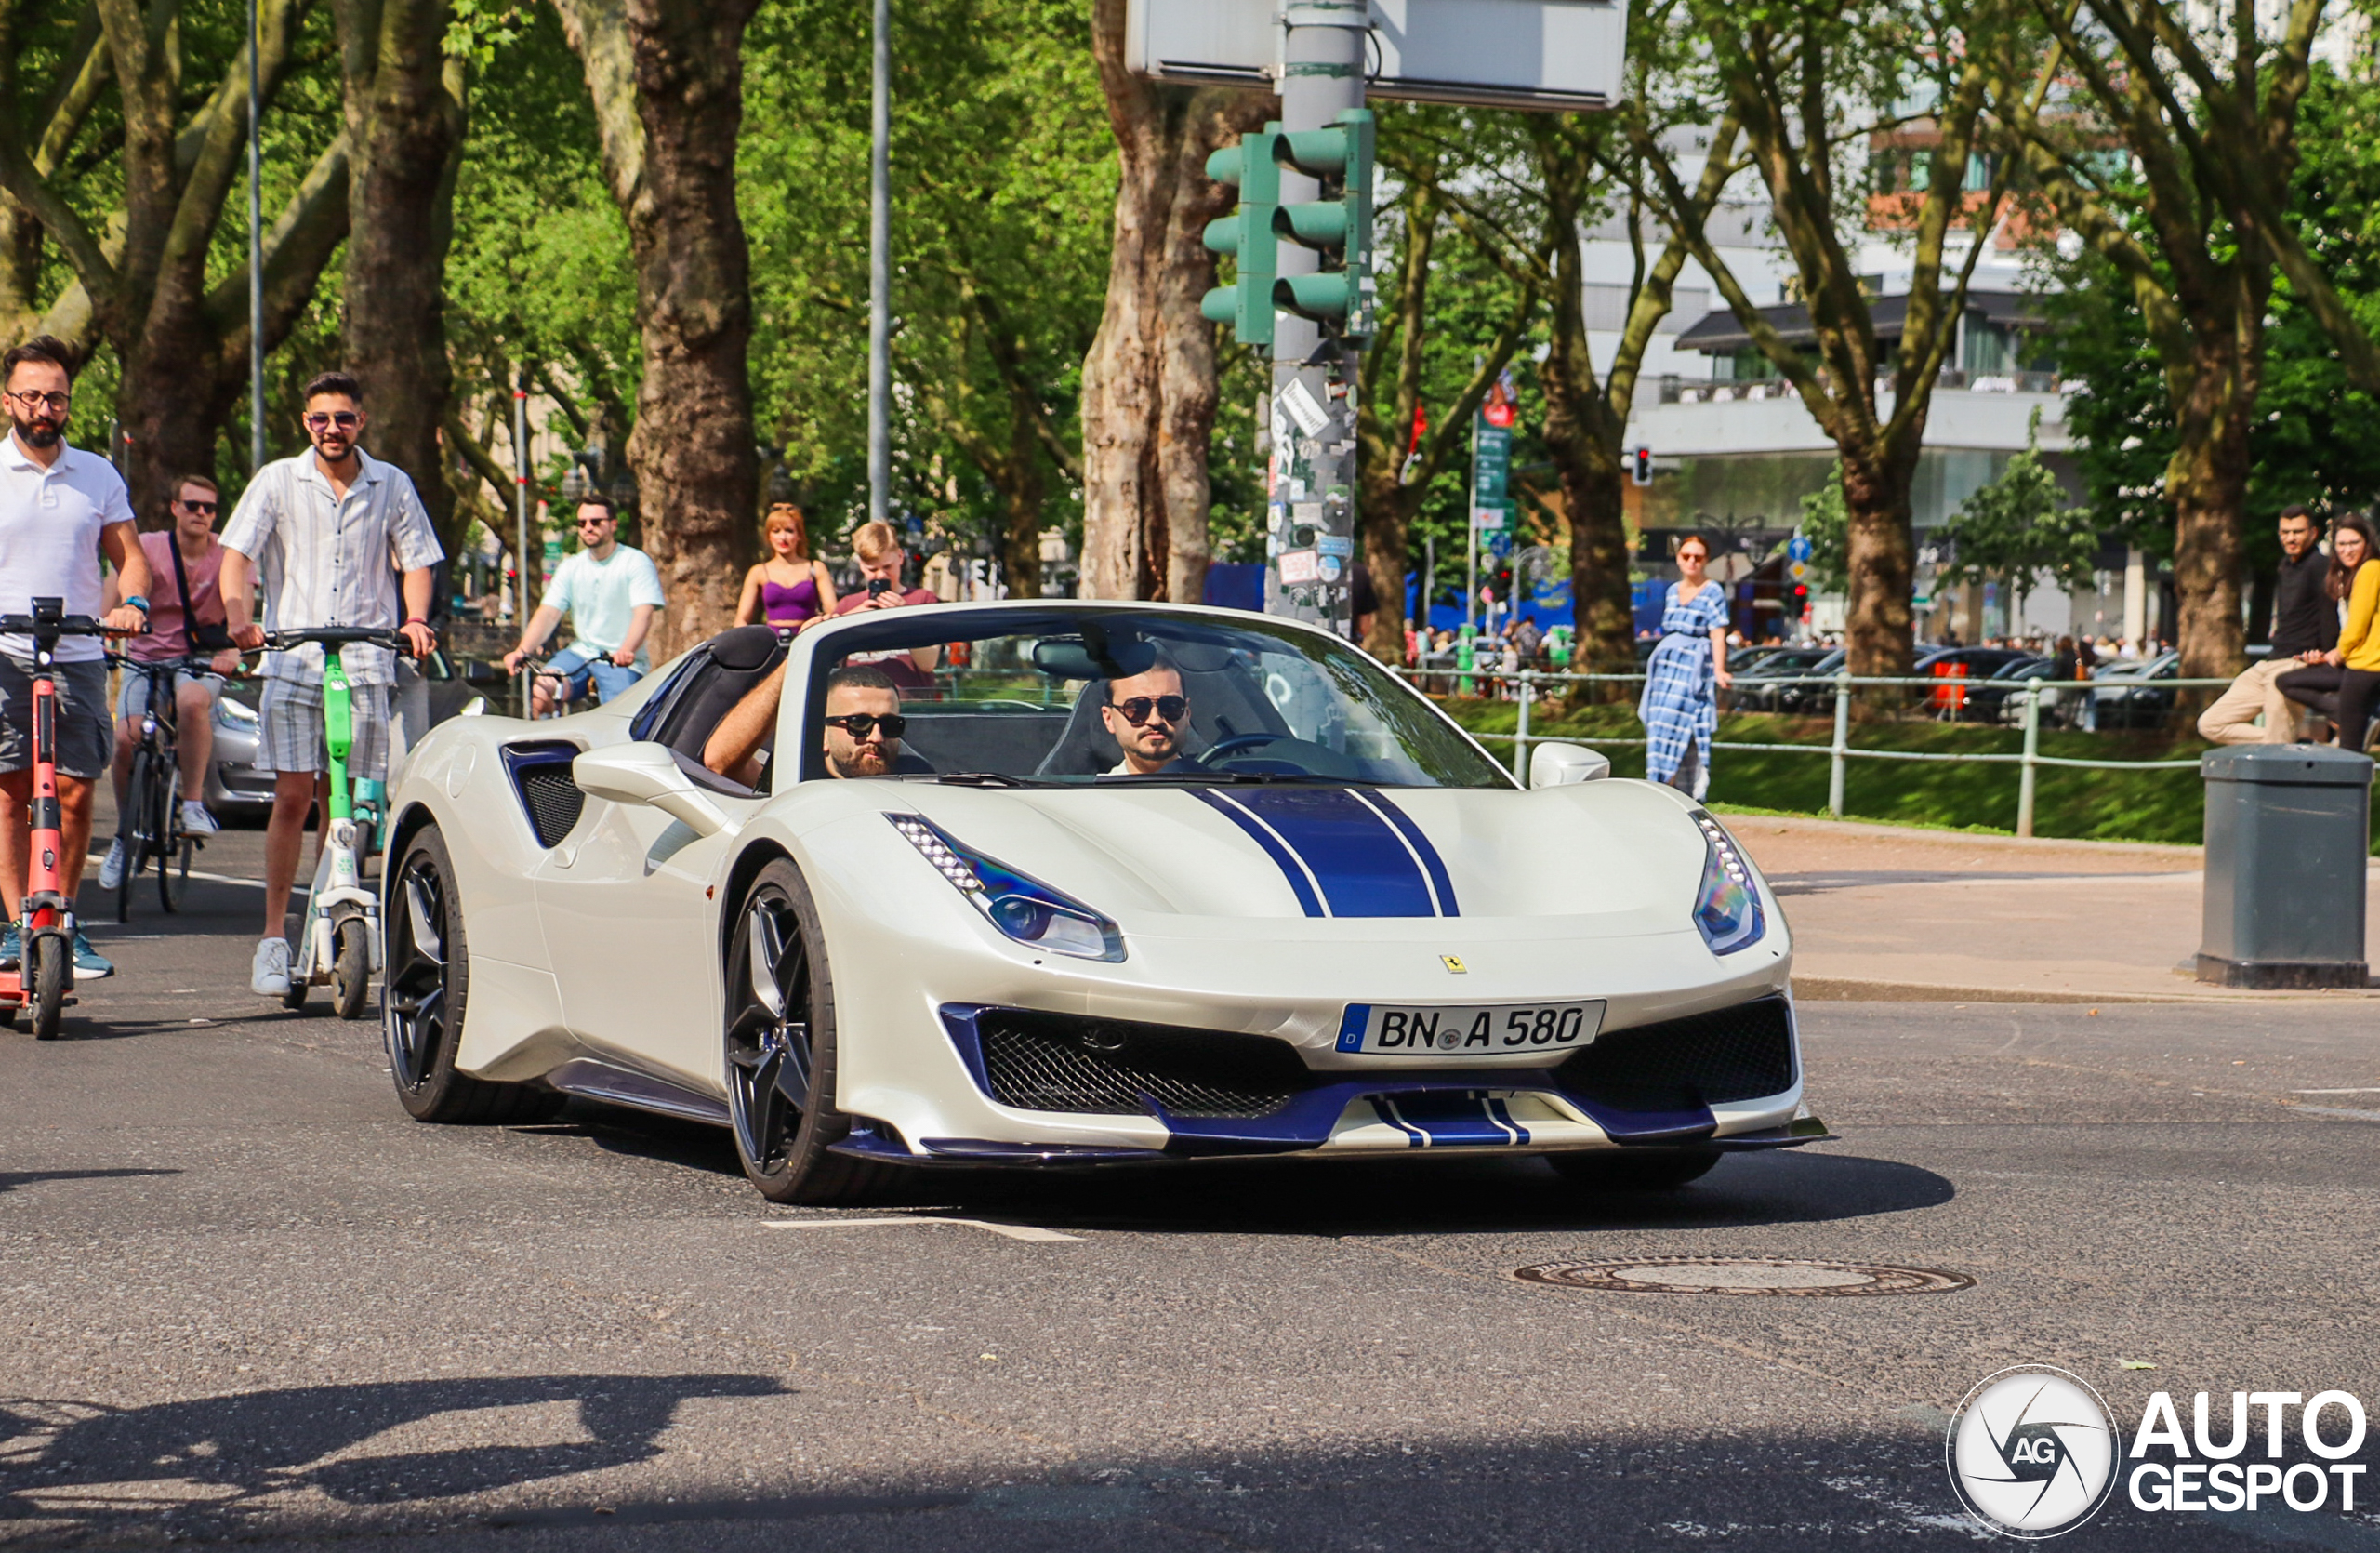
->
[1099, 661, 1198, 776]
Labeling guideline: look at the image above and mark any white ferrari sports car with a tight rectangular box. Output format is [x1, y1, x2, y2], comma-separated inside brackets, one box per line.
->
[380, 600, 1820, 1203]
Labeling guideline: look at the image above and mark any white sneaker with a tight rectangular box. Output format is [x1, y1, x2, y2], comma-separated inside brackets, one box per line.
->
[251, 936, 292, 997]
[98, 838, 126, 889]
[180, 800, 220, 836]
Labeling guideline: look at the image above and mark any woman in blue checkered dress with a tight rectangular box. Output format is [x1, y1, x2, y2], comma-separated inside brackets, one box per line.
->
[1637, 535, 1733, 797]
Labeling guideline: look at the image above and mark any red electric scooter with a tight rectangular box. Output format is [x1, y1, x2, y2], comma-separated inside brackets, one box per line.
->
[0, 598, 117, 1039]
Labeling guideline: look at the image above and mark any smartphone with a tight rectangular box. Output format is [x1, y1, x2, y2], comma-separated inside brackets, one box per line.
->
[867, 578, 892, 598]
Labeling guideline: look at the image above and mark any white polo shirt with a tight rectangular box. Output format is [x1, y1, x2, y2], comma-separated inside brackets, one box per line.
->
[0, 434, 135, 663]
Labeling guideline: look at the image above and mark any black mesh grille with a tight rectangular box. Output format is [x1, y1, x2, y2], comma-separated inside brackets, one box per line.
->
[1555, 996, 1798, 1108]
[518, 767, 586, 848]
[975, 1010, 1316, 1118]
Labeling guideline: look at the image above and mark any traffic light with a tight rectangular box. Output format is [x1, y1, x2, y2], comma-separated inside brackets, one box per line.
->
[1200, 126, 1283, 347]
[1270, 108, 1375, 339]
[1633, 445, 1653, 486]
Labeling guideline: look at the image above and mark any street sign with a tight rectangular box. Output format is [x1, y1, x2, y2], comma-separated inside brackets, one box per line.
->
[1471, 504, 1512, 531]
[1789, 560, 1809, 582]
[1787, 534, 1813, 563]
[1126, 0, 1629, 111]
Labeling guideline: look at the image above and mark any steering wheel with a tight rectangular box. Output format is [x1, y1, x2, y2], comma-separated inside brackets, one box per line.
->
[1204, 731, 1285, 760]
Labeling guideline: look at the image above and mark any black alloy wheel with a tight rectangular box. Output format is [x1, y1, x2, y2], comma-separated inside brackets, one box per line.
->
[723, 859, 896, 1205]
[385, 825, 553, 1123]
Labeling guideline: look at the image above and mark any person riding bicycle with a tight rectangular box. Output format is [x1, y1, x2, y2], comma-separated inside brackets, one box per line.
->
[500, 493, 662, 715]
[0, 336, 153, 981]
[220, 369, 443, 999]
[99, 472, 242, 890]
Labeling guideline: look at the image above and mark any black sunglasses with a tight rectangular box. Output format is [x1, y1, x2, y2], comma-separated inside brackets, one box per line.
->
[303, 410, 361, 430]
[1110, 695, 1187, 725]
[823, 712, 905, 739]
[178, 498, 218, 515]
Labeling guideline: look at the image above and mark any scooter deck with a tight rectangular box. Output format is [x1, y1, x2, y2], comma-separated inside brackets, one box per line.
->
[0, 970, 76, 1009]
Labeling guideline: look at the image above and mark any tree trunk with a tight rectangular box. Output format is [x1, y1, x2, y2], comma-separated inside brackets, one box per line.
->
[1079, 0, 1266, 602]
[1554, 434, 1633, 678]
[1357, 462, 1420, 661]
[338, 0, 468, 553]
[1838, 445, 1919, 678]
[2168, 334, 2256, 678]
[555, 0, 761, 657]
[998, 394, 1046, 601]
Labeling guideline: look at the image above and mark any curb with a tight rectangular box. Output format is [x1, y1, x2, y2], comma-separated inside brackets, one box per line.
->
[1791, 975, 2378, 1005]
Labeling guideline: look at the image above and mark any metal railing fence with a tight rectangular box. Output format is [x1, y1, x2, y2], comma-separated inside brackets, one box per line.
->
[1393, 665, 2234, 839]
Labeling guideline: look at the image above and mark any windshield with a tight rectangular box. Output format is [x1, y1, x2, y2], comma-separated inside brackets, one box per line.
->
[799, 606, 1512, 788]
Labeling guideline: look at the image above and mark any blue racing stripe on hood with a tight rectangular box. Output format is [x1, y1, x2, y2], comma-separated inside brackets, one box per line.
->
[1358, 790, 1459, 916]
[1189, 789, 1324, 916]
[1221, 787, 1435, 917]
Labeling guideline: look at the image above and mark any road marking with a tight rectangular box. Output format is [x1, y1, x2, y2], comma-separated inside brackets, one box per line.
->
[762, 1215, 1081, 1243]
[2289, 1104, 2380, 1122]
[84, 856, 306, 895]
[2293, 1087, 2380, 1095]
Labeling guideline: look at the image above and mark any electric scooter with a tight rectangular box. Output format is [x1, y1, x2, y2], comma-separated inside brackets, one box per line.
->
[268, 626, 408, 1020]
[0, 599, 122, 1039]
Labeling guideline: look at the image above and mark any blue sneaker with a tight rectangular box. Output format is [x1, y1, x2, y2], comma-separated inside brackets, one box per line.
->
[0, 922, 17, 970]
[71, 929, 112, 982]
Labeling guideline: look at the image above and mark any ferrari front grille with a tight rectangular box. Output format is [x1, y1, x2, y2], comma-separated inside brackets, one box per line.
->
[974, 1009, 1315, 1118]
[517, 766, 586, 848]
[1555, 995, 1797, 1109]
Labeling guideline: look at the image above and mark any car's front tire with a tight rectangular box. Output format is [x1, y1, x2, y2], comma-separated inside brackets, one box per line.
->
[1546, 1149, 1722, 1191]
[386, 825, 555, 1123]
[723, 859, 899, 1205]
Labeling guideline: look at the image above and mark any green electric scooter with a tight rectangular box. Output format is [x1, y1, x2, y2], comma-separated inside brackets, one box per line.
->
[270, 627, 407, 1019]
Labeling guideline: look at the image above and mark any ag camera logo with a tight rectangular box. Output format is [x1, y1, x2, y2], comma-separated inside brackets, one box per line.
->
[1946, 1365, 2120, 1537]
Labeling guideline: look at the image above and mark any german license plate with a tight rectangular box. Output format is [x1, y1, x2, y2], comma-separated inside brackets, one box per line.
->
[1335, 1001, 1605, 1056]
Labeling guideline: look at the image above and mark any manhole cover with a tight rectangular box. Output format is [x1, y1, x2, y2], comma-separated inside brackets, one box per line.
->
[1513, 1256, 1973, 1297]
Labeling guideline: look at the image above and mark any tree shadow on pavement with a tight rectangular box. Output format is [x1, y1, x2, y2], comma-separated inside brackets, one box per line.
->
[0, 1374, 786, 1542]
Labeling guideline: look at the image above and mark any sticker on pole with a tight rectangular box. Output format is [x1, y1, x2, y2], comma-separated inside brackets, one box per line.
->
[1279, 551, 1321, 584]
[1277, 380, 1330, 437]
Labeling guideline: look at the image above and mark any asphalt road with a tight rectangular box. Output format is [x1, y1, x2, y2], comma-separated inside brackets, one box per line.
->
[4, 817, 2379, 1550]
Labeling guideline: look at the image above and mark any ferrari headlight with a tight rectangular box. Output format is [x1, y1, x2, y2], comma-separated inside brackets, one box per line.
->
[888, 813, 1125, 962]
[1689, 811, 1765, 955]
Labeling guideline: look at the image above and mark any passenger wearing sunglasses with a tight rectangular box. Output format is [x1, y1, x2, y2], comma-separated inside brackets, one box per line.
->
[220, 368, 445, 999]
[1099, 662, 1199, 776]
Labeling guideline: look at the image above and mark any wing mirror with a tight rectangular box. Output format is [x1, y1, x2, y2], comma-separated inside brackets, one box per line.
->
[573, 741, 734, 838]
[1529, 741, 1611, 788]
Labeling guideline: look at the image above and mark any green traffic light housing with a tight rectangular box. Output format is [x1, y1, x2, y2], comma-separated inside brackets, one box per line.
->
[1200, 126, 1283, 347]
[1270, 108, 1375, 340]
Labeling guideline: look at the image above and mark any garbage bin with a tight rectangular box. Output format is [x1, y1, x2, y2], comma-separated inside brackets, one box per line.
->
[2197, 745, 2373, 989]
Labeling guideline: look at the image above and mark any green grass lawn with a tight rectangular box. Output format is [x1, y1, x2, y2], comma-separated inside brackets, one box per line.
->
[1435, 695, 2231, 844]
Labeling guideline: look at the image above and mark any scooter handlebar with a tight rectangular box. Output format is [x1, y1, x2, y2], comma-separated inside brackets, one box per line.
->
[261, 627, 414, 655]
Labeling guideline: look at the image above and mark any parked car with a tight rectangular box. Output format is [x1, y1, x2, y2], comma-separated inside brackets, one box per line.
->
[1726, 645, 1837, 712]
[2090, 650, 2181, 730]
[206, 649, 500, 818]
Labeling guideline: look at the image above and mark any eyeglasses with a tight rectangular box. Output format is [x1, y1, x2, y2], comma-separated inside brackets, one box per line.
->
[7, 390, 69, 414]
[823, 712, 906, 739]
[302, 411, 361, 431]
[576, 516, 613, 527]
[177, 499, 218, 516]
[1110, 695, 1187, 725]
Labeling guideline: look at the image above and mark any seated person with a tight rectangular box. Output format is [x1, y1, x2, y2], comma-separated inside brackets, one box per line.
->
[703, 663, 906, 785]
[1100, 661, 1200, 776]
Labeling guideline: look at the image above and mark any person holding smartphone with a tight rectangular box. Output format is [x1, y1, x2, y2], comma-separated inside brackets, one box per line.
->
[823, 521, 942, 693]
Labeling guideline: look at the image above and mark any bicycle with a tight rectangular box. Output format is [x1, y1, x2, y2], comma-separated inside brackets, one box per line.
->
[0, 599, 125, 1039]
[105, 652, 230, 923]
[267, 626, 410, 1020]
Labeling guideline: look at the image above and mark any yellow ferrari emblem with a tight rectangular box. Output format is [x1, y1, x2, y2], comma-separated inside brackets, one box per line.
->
[1440, 955, 1467, 974]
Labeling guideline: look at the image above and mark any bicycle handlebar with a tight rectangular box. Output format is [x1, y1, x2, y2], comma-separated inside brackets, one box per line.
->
[261, 626, 414, 654]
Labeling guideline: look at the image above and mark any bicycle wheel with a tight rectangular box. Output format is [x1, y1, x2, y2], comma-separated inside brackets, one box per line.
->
[115, 749, 153, 924]
[163, 834, 192, 913]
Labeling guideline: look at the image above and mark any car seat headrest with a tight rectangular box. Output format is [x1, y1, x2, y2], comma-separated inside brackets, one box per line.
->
[707, 625, 781, 672]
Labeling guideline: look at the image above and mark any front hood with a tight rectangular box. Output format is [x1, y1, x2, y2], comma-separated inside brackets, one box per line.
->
[871, 778, 1729, 937]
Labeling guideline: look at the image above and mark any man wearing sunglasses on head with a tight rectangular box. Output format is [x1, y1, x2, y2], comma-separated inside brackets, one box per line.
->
[502, 494, 663, 714]
[1099, 661, 1201, 776]
[220, 369, 443, 999]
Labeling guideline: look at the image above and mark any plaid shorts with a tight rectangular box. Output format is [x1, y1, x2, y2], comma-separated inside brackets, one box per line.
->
[0, 656, 110, 780]
[258, 676, 392, 783]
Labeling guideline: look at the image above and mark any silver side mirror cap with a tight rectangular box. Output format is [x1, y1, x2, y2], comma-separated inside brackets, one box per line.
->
[573, 741, 734, 838]
[1529, 741, 1611, 788]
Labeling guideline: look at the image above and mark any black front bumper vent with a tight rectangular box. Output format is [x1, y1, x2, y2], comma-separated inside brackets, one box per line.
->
[1556, 995, 1798, 1109]
[974, 1009, 1316, 1118]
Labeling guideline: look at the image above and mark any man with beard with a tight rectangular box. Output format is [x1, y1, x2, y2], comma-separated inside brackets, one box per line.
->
[702, 663, 908, 787]
[221, 370, 443, 999]
[0, 336, 153, 979]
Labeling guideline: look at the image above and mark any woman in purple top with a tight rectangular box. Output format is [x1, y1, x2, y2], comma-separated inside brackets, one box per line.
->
[734, 503, 838, 627]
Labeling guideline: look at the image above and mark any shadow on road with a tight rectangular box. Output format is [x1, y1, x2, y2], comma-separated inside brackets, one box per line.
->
[0, 1373, 786, 1538]
[0, 1167, 180, 1194]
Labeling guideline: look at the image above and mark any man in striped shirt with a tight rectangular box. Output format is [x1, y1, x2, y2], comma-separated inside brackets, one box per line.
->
[222, 370, 443, 998]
